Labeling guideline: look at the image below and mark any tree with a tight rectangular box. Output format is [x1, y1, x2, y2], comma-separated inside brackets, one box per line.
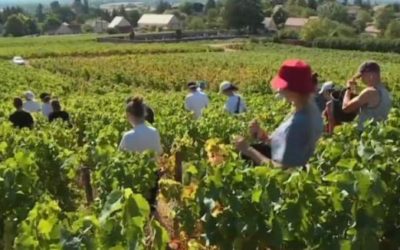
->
[119, 5, 127, 18]
[50, 1, 61, 11]
[205, 0, 216, 12]
[4, 14, 26, 37]
[354, 0, 362, 6]
[72, 0, 84, 14]
[317, 2, 349, 24]
[127, 10, 141, 27]
[374, 7, 395, 31]
[25, 18, 40, 34]
[83, 0, 89, 14]
[207, 8, 221, 28]
[223, 0, 264, 33]
[272, 5, 288, 28]
[353, 10, 371, 32]
[307, 0, 317, 10]
[385, 20, 400, 39]
[180, 2, 193, 15]
[36, 4, 45, 22]
[55, 6, 76, 23]
[155, 1, 171, 14]
[188, 16, 207, 30]
[43, 15, 62, 32]
[301, 18, 355, 41]
[192, 3, 205, 13]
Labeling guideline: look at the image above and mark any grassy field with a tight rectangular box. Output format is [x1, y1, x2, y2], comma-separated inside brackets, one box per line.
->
[1, 36, 400, 249]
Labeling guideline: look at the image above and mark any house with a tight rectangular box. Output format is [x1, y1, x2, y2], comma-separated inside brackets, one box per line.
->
[364, 25, 381, 37]
[94, 20, 110, 33]
[54, 22, 81, 35]
[137, 14, 183, 30]
[262, 18, 277, 32]
[284, 18, 309, 31]
[108, 16, 132, 33]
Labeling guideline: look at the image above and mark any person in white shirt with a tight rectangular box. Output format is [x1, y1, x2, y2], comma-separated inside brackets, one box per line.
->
[219, 81, 247, 114]
[40, 93, 53, 118]
[23, 91, 41, 113]
[185, 81, 209, 119]
[119, 96, 163, 155]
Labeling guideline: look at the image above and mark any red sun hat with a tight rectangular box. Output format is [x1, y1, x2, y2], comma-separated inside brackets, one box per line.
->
[271, 59, 315, 94]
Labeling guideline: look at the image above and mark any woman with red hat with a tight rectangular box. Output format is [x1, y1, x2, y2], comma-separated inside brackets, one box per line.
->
[235, 59, 323, 168]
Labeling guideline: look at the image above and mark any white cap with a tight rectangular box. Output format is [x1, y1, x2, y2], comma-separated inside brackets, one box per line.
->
[24, 91, 35, 100]
[318, 81, 335, 94]
[219, 81, 237, 93]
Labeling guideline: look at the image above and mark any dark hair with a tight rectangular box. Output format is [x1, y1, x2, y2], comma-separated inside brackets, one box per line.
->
[187, 81, 197, 90]
[13, 97, 23, 109]
[40, 92, 50, 100]
[126, 96, 145, 118]
[51, 100, 61, 112]
[358, 61, 380, 74]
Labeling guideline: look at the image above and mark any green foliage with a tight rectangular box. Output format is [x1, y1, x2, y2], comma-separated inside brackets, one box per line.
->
[317, 2, 349, 24]
[188, 17, 207, 30]
[4, 14, 28, 37]
[1, 37, 400, 249]
[353, 10, 372, 32]
[223, 0, 264, 32]
[385, 20, 400, 39]
[272, 5, 288, 28]
[205, 0, 217, 12]
[374, 6, 395, 31]
[301, 18, 356, 42]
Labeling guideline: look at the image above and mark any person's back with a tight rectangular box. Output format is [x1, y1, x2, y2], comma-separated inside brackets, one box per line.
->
[49, 110, 70, 122]
[42, 102, 53, 117]
[48, 99, 70, 123]
[271, 100, 323, 167]
[9, 98, 34, 129]
[119, 123, 162, 155]
[120, 96, 163, 155]
[185, 90, 209, 118]
[225, 93, 246, 114]
[358, 84, 391, 130]
[24, 100, 41, 113]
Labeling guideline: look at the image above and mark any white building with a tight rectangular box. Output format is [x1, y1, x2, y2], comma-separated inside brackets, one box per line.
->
[137, 14, 183, 30]
[284, 17, 309, 31]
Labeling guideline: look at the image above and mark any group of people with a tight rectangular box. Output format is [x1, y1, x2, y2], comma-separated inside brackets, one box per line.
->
[9, 91, 70, 129]
[119, 59, 392, 169]
[9, 59, 392, 169]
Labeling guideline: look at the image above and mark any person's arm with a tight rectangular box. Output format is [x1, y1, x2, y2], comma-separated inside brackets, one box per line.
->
[235, 136, 283, 168]
[342, 88, 373, 113]
[119, 135, 128, 151]
[185, 97, 191, 111]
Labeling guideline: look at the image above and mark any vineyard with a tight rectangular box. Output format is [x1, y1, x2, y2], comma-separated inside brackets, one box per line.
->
[1, 35, 400, 249]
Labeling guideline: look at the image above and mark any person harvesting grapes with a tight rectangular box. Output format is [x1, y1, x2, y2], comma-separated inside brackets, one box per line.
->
[9, 97, 34, 129]
[185, 81, 209, 119]
[342, 61, 392, 131]
[235, 59, 323, 168]
[219, 81, 247, 114]
[119, 96, 163, 155]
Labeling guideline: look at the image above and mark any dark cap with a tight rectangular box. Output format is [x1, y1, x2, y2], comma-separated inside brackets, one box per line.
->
[358, 61, 380, 74]
[187, 81, 197, 89]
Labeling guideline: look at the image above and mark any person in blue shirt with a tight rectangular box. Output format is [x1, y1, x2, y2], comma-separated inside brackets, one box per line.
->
[235, 59, 323, 168]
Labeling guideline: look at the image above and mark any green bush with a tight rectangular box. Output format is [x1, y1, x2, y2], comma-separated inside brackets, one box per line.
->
[311, 37, 400, 53]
